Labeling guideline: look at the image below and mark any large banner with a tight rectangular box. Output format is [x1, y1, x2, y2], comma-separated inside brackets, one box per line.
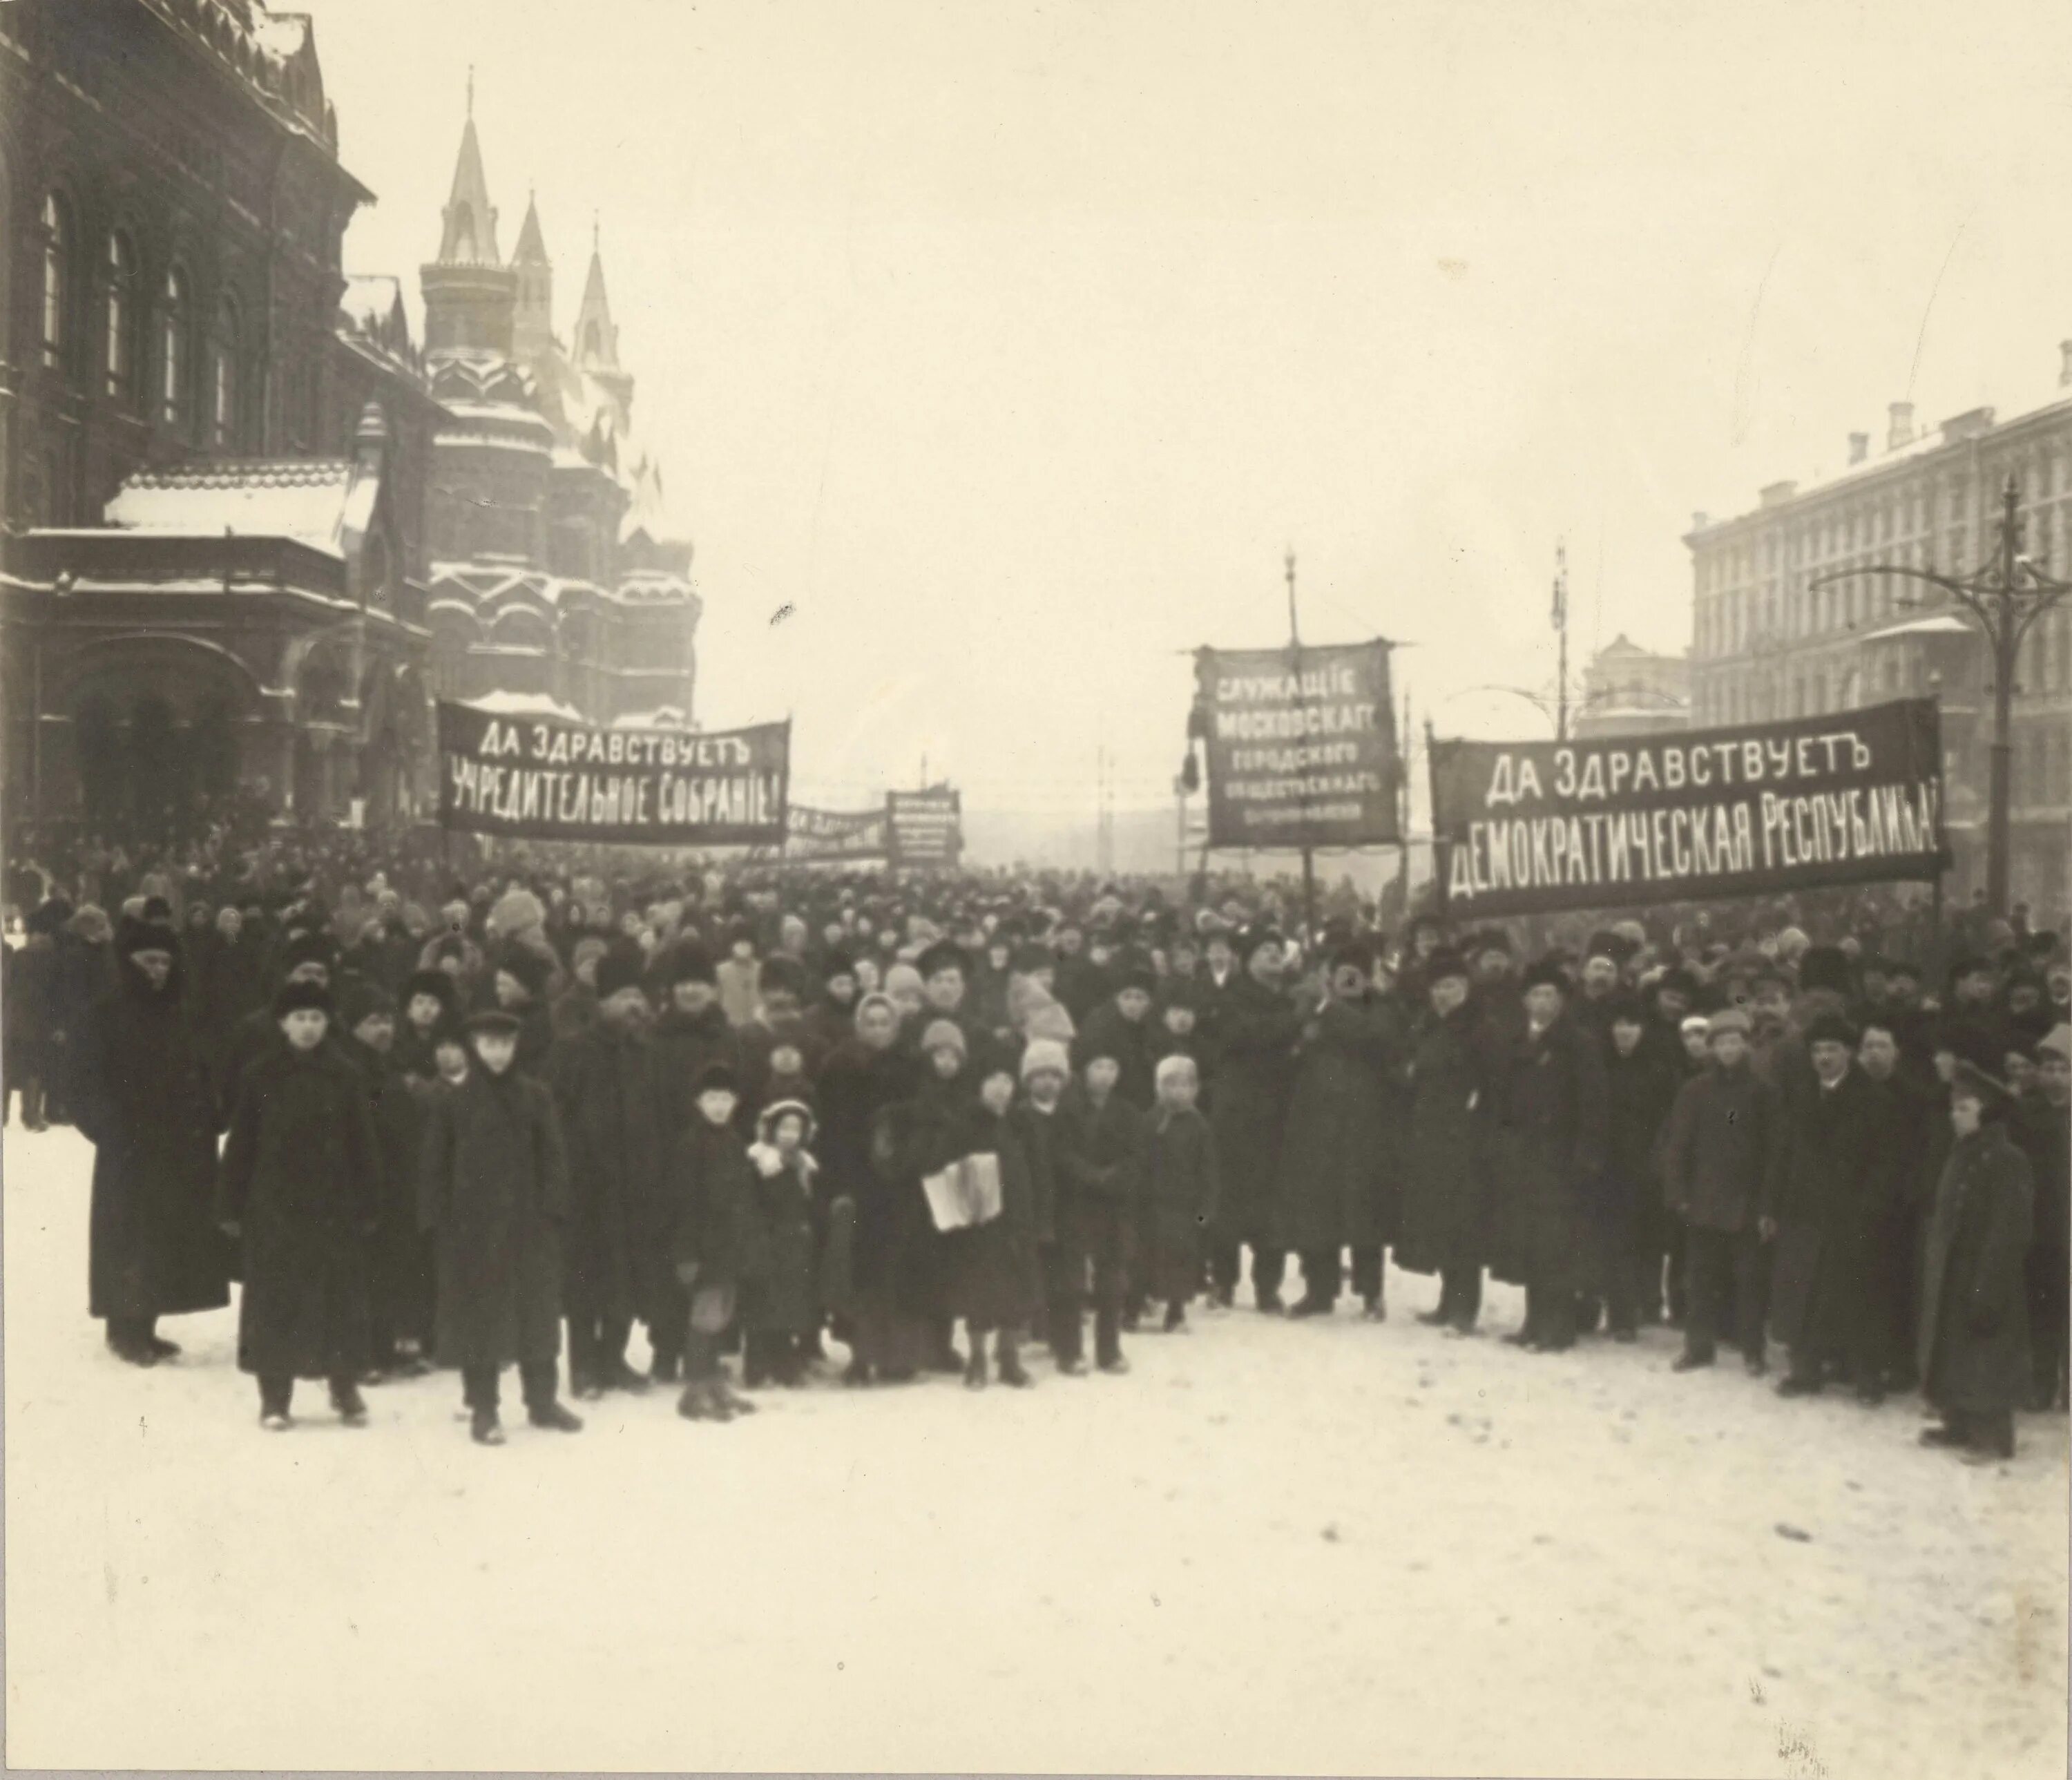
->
[1429, 698, 1946, 916]
[436, 701, 789, 845]
[888, 788, 963, 868]
[785, 803, 890, 862]
[1193, 640, 1399, 850]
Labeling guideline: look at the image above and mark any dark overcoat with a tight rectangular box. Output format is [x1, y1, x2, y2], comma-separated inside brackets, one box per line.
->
[669, 1116, 759, 1290]
[1055, 1084, 1147, 1267]
[72, 948, 230, 1321]
[345, 1035, 433, 1346]
[1394, 1003, 1488, 1277]
[1205, 975, 1301, 1252]
[1486, 1012, 1608, 1291]
[1763, 1069, 1887, 1354]
[419, 1066, 570, 1370]
[740, 1153, 821, 1334]
[1657, 1063, 1781, 1233]
[549, 1020, 669, 1330]
[1277, 994, 1403, 1256]
[1140, 1104, 1219, 1303]
[943, 1106, 1042, 1328]
[1919, 1121, 2034, 1415]
[220, 1043, 379, 1379]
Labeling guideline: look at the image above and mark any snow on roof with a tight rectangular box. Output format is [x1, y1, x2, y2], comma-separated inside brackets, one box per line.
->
[1861, 612, 1977, 642]
[611, 707, 689, 731]
[251, 11, 311, 65]
[104, 460, 357, 557]
[339, 274, 403, 335]
[462, 691, 586, 722]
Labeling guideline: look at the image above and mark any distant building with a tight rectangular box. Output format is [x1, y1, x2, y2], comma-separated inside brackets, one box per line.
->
[1685, 343, 2072, 909]
[1572, 634, 1689, 739]
[0, 0, 439, 828]
[418, 108, 698, 730]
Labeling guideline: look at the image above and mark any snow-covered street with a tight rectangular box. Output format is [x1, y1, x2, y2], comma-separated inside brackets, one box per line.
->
[5, 1121, 2064, 1777]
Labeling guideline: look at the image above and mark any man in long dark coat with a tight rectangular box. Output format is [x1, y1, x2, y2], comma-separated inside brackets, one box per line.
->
[2014, 1028, 2069, 1412]
[70, 915, 230, 1364]
[1396, 951, 1490, 1334]
[420, 1007, 584, 1445]
[1919, 1063, 2035, 1462]
[1765, 1011, 1889, 1403]
[1487, 959, 1607, 1352]
[218, 979, 380, 1428]
[1205, 928, 1303, 1312]
[1279, 942, 1403, 1318]
[549, 947, 666, 1398]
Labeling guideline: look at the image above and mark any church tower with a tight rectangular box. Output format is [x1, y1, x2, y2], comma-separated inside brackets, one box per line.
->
[572, 223, 635, 427]
[510, 190, 553, 367]
[419, 83, 517, 355]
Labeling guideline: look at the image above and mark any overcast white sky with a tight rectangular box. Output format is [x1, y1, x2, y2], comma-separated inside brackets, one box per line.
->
[302, 0, 2072, 818]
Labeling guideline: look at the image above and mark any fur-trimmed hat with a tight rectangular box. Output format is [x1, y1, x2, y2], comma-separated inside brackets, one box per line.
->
[492, 944, 551, 1001]
[1798, 944, 1853, 999]
[339, 979, 394, 1028]
[1520, 958, 1571, 997]
[693, 1060, 741, 1097]
[919, 1018, 968, 1059]
[1019, 1037, 1071, 1082]
[662, 942, 718, 988]
[1803, 1009, 1859, 1049]
[1154, 1052, 1200, 1090]
[915, 939, 970, 984]
[120, 915, 181, 959]
[756, 1098, 818, 1145]
[272, 977, 334, 1020]
[277, 929, 337, 977]
[1235, 925, 1285, 968]
[594, 942, 649, 1003]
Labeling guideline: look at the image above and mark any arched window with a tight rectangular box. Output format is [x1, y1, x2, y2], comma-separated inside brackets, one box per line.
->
[104, 229, 137, 401]
[160, 265, 191, 430]
[211, 293, 240, 449]
[40, 191, 70, 372]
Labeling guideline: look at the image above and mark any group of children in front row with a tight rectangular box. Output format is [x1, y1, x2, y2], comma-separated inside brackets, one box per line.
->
[220, 980, 1216, 1446]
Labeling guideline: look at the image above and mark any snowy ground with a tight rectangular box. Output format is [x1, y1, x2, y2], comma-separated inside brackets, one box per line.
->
[4, 1122, 2064, 1778]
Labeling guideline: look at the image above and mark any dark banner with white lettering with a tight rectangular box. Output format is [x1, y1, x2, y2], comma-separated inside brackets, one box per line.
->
[785, 803, 891, 862]
[436, 701, 789, 845]
[1193, 640, 1399, 850]
[888, 789, 962, 868]
[1430, 698, 1946, 916]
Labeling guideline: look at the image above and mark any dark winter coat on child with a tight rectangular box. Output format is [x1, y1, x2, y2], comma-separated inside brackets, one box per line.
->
[741, 1142, 821, 1334]
[419, 1066, 570, 1370]
[1919, 1120, 2034, 1416]
[1055, 1084, 1147, 1271]
[220, 1042, 381, 1380]
[945, 1104, 1042, 1329]
[669, 1116, 759, 1294]
[1142, 1103, 1218, 1303]
[72, 941, 230, 1322]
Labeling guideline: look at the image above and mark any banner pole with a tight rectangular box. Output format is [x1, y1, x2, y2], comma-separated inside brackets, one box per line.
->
[1286, 548, 1316, 941]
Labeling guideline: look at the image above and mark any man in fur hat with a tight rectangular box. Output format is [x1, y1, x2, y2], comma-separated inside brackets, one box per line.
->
[1765, 1010, 1889, 1404]
[70, 916, 231, 1365]
[1486, 959, 1607, 1352]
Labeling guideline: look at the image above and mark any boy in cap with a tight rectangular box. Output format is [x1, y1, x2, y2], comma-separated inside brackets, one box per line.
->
[1660, 1009, 1780, 1375]
[421, 1008, 584, 1444]
[220, 981, 381, 1430]
[1055, 1034, 1147, 1372]
[340, 980, 434, 1380]
[668, 1060, 760, 1420]
[1142, 1053, 1218, 1332]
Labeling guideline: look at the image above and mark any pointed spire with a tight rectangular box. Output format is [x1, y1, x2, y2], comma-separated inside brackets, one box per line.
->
[573, 224, 618, 370]
[435, 101, 500, 267]
[512, 188, 549, 267]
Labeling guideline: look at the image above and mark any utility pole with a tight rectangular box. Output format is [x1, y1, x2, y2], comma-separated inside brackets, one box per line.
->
[1552, 539, 1571, 741]
[1814, 473, 2069, 918]
[1287, 546, 1317, 942]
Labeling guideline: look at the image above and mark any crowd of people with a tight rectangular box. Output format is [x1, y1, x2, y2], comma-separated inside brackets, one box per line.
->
[2, 825, 2066, 1462]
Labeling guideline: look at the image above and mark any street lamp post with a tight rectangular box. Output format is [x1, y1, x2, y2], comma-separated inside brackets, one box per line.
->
[1813, 474, 2069, 918]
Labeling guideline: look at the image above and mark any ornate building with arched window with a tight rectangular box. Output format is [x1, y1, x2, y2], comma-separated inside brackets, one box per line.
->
[0, 0, 441, 831]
